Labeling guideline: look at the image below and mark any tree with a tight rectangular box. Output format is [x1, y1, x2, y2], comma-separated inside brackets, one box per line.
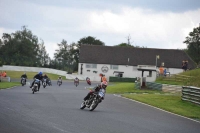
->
[38, 40, 50, 67]
[184, 26, 200, 65]
[115, 43, 134, 47]
[0, 26, 48, 67]
[78, 36, 105, 46]
[54, 39, 72, 71]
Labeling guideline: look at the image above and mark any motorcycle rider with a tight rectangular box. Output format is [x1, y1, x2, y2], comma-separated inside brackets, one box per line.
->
[83, 81, 108, 102]
[30, 72, 43, 91]
[101, 74, 107, 82]
[42, 74, 49, 85]
[21, 72, 27, 84]
[57, 76, 62, 85]
[86, 77, 91, 84]
[74, 77, 79, 85]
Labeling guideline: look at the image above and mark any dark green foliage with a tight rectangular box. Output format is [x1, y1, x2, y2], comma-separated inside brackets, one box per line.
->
[0, 26, 49, 67]
[109, 76, 137, 82]
[115, 43, 134, 47]
[184, 26, 200, 65]
[78, 36, 105, 46]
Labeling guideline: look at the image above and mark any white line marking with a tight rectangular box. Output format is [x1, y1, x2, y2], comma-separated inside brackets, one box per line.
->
[0, 86, 17, 90]
[113, 94, 200, 124]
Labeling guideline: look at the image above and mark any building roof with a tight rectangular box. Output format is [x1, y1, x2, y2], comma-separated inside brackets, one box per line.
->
[79, 45, 196, 69]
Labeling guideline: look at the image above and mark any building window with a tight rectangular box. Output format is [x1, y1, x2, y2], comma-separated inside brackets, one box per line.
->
[110, 65, 118, 70]
[86, 64, 97, 68]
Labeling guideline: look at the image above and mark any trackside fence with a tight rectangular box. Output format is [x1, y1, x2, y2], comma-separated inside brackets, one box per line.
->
[182, 86, 200, 105]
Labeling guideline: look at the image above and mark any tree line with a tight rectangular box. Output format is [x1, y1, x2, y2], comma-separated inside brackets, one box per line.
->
[0, 25, 200, 72]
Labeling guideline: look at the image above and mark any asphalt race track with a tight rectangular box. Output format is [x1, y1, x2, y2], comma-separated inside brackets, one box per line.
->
[0, 81, 200, 133]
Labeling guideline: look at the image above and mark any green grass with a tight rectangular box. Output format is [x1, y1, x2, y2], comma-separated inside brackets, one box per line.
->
[0, 82, 21, 89]
[155, 79, 184, 86]
[106, 82, 162, 94]
[122, 93, 200, 120]
[2, 70, 66, 80]
[107, 82, 200, 120]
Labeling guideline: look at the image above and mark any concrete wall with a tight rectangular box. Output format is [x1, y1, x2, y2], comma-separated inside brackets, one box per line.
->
[66, 74, 101, 82]
[0, 65, 67, 76]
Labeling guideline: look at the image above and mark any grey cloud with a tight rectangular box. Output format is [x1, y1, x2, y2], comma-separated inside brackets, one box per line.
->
[20, 0, 200, 12]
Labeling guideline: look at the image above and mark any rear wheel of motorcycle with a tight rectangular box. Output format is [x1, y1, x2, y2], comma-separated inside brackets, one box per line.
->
[80, 102, 86, 109]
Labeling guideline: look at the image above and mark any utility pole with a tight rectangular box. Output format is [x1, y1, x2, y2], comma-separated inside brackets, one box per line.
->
[126, 34, 133, 46]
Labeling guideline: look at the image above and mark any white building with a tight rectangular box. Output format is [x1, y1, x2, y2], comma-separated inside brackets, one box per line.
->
[77, 45, 196, 82]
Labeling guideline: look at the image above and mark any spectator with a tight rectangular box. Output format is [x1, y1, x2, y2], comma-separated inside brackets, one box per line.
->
[182, 60, 186, 72]
[0, 71, 2, 82]
[164, 69, 167, 76]
[159, 66, 164, 76]
[2, 71, 7, 77]
[184, 60, 188, 71]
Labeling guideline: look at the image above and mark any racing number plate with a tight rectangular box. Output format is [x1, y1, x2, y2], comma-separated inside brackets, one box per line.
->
[99, 91, 104, 97]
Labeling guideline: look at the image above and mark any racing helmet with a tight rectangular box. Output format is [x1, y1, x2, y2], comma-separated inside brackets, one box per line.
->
[101, 81, 108, 89]
[39, 72, 43, 75]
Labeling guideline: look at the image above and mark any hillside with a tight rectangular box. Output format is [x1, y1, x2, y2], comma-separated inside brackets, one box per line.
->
[156, 68, 200, 87]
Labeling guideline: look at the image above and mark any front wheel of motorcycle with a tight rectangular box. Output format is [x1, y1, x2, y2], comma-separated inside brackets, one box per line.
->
[80, 101, 86, 109]
[89, 100, 98, 111]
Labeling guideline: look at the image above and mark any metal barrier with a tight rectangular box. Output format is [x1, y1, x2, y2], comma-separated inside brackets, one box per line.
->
[182, 86, 200, 105]
[0, 76, 11, 82]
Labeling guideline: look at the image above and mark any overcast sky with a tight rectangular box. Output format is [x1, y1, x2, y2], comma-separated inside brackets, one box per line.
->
[0, 0, 200, 58]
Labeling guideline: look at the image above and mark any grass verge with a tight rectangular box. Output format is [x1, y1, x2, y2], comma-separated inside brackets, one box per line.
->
[107, 82, 200, 121]
[0, 82, 21, 89]
[2, 70, 66, 80]
[122, 93, 200, 120]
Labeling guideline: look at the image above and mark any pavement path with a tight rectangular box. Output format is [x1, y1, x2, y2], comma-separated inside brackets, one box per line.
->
[0, 81, 199, 133]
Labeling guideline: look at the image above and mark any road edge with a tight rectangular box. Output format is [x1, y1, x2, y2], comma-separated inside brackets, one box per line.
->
[113, 94, 200, 124]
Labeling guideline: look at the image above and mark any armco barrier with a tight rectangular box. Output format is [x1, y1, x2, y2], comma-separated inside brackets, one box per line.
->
[146, 82, 162, 90]
[182, 86, 200, 105]
[135, 82, 140, 89]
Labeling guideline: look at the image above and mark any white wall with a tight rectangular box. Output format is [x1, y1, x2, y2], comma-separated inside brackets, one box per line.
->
[66, 74, 101, 82]
[0, 65, 67, 76]
[78, 63, 184, 82]
[78, 63, 158, 82]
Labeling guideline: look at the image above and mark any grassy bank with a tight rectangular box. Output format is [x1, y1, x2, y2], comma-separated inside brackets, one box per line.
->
[2, 71, 66, 80]
[107, 82, 200, 120]
[0, 82, 21, 89]
[156, 68, 200, 87]
[106, 83, 161, 94]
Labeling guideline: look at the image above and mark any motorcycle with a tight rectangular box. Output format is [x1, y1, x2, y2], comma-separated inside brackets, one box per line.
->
[86, 79, 91, 85]
[42, 78, 47, 88]
[80, 89, 105, 111]
[32, 79, 40, 94]
[74, 80, 79, 87]
[48, 80, 52, 86]
[21, 78, 26, 86]
[57, 80, 62, 86]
